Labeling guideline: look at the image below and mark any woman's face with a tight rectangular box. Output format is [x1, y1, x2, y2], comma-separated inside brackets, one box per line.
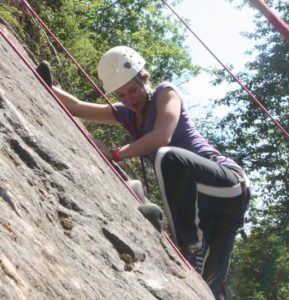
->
[114, 79, 147, 113]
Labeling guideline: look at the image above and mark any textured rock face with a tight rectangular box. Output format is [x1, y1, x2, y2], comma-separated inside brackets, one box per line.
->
[0, 24, 214, 300]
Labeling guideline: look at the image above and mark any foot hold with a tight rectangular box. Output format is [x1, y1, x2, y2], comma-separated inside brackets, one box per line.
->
[138, 203, 163, 232]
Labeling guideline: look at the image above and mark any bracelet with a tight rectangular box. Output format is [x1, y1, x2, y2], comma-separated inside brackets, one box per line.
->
[111, 147, 121, 162]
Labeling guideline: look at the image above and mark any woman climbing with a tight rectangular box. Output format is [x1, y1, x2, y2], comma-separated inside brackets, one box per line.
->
[37, 45, 250, 300]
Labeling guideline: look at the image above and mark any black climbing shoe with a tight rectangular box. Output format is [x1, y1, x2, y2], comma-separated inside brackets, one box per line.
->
[36, 60, 53, 87]
[184, 240, 210, 275]
[138, 203, 163, 232]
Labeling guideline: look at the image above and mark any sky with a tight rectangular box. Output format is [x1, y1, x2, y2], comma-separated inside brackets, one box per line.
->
[171, 0, 257, 112]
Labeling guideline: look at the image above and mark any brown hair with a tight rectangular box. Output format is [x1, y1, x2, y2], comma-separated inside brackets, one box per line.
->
[136, 68, 151, 84]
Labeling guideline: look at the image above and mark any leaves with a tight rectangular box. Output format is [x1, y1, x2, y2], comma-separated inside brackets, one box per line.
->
[210, 1, 289, 298]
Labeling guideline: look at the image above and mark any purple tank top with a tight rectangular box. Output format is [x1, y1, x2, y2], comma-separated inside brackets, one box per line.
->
[112, 82, 241, 170]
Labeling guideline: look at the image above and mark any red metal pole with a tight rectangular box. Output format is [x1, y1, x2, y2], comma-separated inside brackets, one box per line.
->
[249, 0, 289, 42]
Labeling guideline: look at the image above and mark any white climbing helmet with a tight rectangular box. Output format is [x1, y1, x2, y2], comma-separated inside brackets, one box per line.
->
[97, 46, 146, 93]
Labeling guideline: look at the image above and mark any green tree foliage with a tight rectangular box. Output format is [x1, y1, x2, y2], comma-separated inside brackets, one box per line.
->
[209, 1, 289, 298]
[230, 226, 289, 300]
[8, 0, 199, 93]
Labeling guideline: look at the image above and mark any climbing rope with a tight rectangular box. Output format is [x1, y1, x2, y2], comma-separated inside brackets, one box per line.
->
[20, 0, 116, 111]
[161, 0, 289, 140]
[20, 0, 153, 200]
[1, 2, 196, 273]
[0, 29, 144, 206]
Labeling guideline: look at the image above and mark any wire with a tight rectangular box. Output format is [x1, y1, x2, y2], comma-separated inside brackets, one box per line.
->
[161, 0, 289, 140]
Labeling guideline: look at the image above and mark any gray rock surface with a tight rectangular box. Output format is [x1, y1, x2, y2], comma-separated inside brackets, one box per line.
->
[0, 24, 214, 299]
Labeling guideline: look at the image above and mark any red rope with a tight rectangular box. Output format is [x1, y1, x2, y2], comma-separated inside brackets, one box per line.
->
[3, 2, 194, 272]
[249, 0, 289, 42]
[161, 0, 289, 140]
[0, 28, 194, 274]
[0, 28, 142, 206]
[21, 0, 152, 205]
[21, 0, 116, 112]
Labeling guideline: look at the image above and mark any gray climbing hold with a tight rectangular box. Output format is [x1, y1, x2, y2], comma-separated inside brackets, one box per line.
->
[138, 203, 163, 232]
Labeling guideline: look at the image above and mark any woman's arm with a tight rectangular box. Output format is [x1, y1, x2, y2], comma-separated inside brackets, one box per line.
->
[52, 86, 119, 125]
[118, 87, 181, 159]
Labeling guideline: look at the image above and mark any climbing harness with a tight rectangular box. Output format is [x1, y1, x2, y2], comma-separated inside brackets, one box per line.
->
[161, 0, 289, 140]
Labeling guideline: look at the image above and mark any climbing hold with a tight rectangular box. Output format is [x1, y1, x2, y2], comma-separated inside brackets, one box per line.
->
[127, 179, 146, 203]
[138, 203, 163, 232]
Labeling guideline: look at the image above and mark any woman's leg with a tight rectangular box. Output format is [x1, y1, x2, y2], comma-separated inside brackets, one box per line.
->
[154, 146, 248, 299]
[154, 146, 245, 246]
